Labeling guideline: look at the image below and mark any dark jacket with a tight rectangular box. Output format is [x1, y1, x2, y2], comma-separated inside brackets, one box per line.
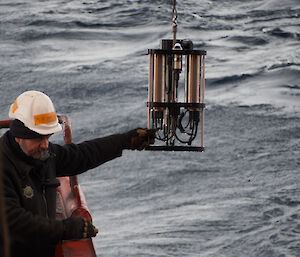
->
[0, 131, 125, 257]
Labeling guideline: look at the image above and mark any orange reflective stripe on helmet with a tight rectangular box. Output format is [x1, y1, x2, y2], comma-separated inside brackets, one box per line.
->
[34, 112, 57, 125]
[11, 100, 18, 113]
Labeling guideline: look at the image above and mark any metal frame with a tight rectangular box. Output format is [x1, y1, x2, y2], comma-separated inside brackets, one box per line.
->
[146, 39, 206, 152]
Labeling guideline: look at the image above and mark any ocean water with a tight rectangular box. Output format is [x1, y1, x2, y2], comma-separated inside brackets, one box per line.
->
[1, 0, 300, 256]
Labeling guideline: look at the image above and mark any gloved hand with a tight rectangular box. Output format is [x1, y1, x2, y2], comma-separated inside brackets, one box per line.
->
[62, 217, 98, 240]
[122, 128, 156, 150]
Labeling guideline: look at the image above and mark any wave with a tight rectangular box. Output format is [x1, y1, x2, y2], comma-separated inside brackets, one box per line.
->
[208, 73, 258, 87]
[265, 28, 300, 40]
[247, 8, 300, 21]
[268, 62, 300, 70]
[227, 35, 269, 46]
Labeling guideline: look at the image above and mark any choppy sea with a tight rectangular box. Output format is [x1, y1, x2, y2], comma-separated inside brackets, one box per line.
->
[1, 0, 300, 256]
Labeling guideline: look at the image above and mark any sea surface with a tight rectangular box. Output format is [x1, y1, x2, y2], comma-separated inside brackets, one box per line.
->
[1, 0, 300, 256]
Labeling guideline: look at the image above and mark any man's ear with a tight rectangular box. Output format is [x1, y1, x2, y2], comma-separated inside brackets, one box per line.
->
[15, 137, 21, 144]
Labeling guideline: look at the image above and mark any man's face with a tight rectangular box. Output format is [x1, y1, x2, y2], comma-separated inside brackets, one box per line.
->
[15, 135, 51, 160]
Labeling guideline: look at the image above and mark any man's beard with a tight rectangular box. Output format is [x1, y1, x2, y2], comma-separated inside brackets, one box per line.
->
[34, 149, 50, 161]
[38, 149, 50, 161]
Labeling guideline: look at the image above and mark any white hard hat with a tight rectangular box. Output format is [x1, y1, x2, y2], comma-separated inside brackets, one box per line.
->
[9, 90, 62, 135]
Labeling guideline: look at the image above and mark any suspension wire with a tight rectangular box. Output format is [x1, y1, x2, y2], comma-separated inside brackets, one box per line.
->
[172, 0, 178, 46]
[0, 143, 10, 257]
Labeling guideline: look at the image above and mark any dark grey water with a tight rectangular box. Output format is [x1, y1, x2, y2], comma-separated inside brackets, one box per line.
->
[1, 0, 300, 256]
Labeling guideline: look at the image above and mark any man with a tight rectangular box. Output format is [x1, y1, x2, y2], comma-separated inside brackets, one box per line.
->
[0, 90, 155, 257]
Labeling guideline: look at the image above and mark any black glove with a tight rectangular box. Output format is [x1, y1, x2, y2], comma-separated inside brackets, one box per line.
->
[122, 128, 156, 150]
[62, 217, 98, 240]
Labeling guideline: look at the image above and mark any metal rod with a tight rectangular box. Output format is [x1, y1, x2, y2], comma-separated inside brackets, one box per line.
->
[184, 55, 189, 103]
[148, 54, 154, 128]
[201, 55, 206, 104]
[201, 55, 205, 148]
[197, 55, 201, 103]
[145, 145, 204, 152]
[198, 55, 202, 104]
[0, 120, 11, 128]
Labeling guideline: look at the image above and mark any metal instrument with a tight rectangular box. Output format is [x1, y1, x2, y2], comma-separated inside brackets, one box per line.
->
[146, 1, 206, 152]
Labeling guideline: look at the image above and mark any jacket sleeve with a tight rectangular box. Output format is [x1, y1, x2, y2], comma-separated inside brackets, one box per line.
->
[52, 133, 126, 177]
[3, 171, 64, 246]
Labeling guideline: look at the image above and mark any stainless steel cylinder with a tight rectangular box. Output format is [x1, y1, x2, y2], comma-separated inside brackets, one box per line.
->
[148, 53, 154, 128]
[185, 54, 201, 107]
[153, 53, 166, 104]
